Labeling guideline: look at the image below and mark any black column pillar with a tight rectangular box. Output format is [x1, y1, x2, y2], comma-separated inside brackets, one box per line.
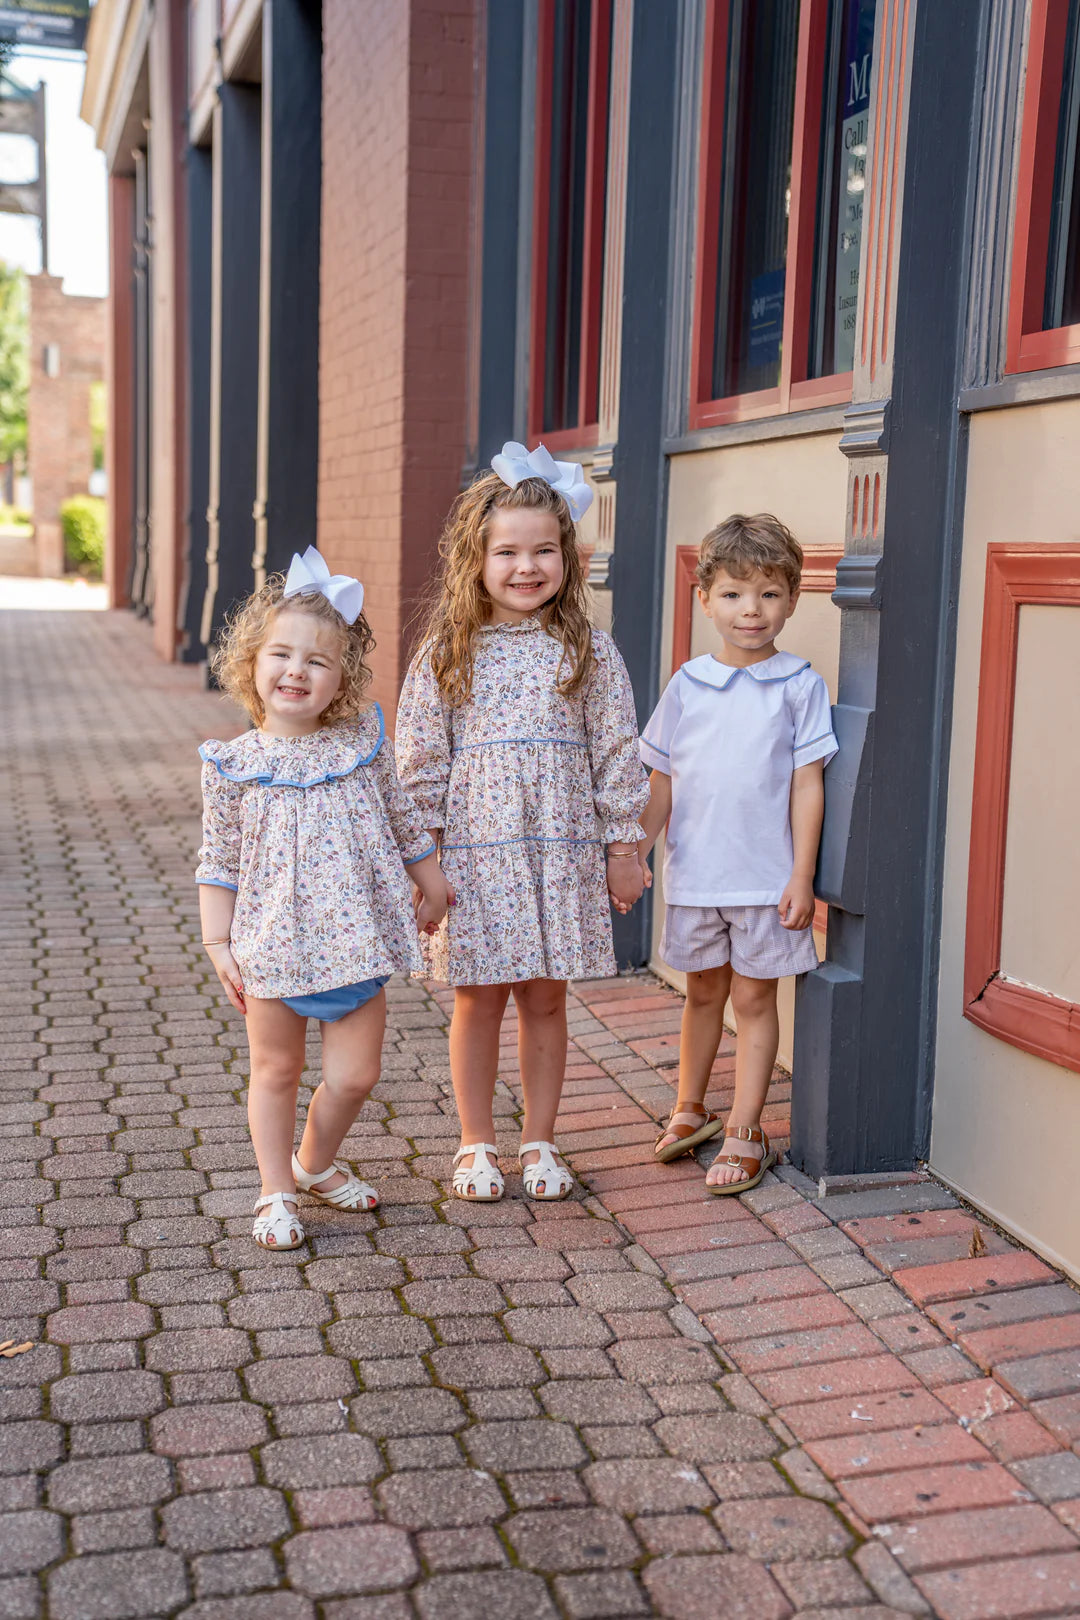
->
[473, 0, 524, 473]
[791, 0, 983, 1174]
[201, 83, 262, 650]
[131, 145, 153, 616]
[609, 0, 680, 966]
[180, 144, 212, 661]
[254, 0, 322, 581]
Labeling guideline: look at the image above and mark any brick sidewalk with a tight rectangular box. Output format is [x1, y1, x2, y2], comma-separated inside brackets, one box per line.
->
[4, 603, 1080, 1620]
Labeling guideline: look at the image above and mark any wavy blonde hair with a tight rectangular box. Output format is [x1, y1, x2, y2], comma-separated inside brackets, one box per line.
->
[416, 472, 594, 707]
[210, 574, 376, 727]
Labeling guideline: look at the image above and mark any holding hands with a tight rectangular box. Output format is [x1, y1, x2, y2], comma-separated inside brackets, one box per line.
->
[607, 844, 647, 915]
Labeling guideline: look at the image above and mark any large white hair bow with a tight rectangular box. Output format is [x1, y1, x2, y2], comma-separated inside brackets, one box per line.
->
[491, 441, 594, 523]
[282, 546, 365, 625]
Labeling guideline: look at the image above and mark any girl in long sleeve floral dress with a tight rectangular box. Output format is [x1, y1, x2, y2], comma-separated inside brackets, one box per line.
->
[397, 450, 649, 1202]
[197, 552, 449, 1250]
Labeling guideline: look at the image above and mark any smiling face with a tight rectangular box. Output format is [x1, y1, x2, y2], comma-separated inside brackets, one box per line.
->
[253, 605, 345, 734]
[482, 507, 565, 624]
[698, 566, 798, 666]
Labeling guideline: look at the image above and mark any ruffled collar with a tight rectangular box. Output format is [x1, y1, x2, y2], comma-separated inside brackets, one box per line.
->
[478, 614, 545, 634]
[681, 651, 811, 691]
[199, 704, 385, 787]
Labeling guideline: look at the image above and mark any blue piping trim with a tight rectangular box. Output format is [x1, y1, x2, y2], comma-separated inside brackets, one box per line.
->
[196, 878, 239, 891]
[451, 736, 587, 754]
[794, 730, 837, 752]
[640, 738, 669, 758]
[441, 835, 602, 851]
[403, 840, 437, 864]
[199, 704, 385, 786]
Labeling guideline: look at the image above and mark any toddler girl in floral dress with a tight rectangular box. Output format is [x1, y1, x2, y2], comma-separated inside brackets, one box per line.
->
[396, 444, 648, 1202]
[197, 548, 450, 1249]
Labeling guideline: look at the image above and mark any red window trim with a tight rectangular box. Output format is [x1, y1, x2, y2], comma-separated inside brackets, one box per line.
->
[529, 0, 612, 447]
[689, 0, 856, 430]
[1007, 0, 1080, 374]
[963, 543, 1080, 1074]
[670, 543, 842, 934]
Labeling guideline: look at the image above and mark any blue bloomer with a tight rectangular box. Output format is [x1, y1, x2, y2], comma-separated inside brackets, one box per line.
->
[281, 976, 390, 1022]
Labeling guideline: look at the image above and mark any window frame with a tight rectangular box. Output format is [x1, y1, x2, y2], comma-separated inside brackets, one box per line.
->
[963, 543, 1080, 1075]
[1007, 0, 1080, 374]
[689, 0, 861, 429]
[528, 0, 612, 450]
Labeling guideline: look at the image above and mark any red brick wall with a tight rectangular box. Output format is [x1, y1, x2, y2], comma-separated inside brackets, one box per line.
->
[27, 274, 106, 577]
[319, 0, 475, 724]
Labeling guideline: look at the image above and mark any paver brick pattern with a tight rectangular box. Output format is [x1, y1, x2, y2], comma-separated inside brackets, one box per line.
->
[4, 604, 1080, 1618]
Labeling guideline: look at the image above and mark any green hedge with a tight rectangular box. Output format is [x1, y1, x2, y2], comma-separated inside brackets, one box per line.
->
[61, 495, 106, 577]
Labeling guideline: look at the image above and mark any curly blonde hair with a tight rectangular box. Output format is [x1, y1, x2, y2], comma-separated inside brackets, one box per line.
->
[415, 471, 594, 707]
[697, 513, 803, 594]
[210, 574, 376, 727]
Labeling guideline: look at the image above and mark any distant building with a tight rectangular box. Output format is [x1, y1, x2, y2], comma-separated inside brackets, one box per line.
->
[82, 1, 1080, 1281]
[27, 273, 105, 576]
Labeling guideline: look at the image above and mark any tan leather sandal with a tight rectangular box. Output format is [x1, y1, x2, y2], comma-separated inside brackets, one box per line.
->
[654, 1101, 726, 1164]
[707, 1124, 776, 1196]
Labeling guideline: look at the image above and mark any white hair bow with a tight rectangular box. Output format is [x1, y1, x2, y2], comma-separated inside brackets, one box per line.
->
[282, 546, 365, 625]
[491, 441, 594, 523]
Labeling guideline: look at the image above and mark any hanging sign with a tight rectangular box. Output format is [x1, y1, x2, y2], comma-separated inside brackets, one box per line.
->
[0, 2, 89, 52]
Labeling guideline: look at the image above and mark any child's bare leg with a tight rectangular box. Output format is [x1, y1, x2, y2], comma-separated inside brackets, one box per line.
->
[705, 972, 778, 1189]
[654, 964, 732, 1152]
[449, 984, 513, 1179]
[296, 989, 386, 1195]
[514, 978, 568, 1194]
[245, 997, 307, 1210]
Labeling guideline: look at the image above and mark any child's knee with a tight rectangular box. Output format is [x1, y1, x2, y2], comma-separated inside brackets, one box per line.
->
[250, 1058, 302, 1097]
[515, 980, 565, 1019]
[685, 967, 727, 1006]
[730, 973, 777, 1019]
[322, 1061, 380, 1105]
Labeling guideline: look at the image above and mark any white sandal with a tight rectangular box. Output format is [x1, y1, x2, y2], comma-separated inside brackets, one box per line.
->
[452, 1143, 504, 1202]
[292, 1153, 379, 1211]
[252, 1192, 304, 1249]
[518, 1140, 573, 1201]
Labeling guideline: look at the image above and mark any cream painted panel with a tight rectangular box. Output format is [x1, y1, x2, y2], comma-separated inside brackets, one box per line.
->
[999, 605, 1080, 1004]
[650, 436, 847, 1073]
[933, 401, 1080, 1282]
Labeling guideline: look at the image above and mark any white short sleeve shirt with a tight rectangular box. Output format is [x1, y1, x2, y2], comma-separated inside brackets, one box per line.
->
[640, 650, 838, 906]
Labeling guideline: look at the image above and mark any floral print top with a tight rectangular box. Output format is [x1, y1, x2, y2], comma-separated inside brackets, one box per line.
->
[396, 618, 648, 985]
[195, 706, 434, 999]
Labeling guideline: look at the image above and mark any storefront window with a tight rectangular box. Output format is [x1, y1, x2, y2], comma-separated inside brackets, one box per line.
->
[531, 0, 611, 442]
[1044, 0, 1080, 331]
[709, 0, 800, 400]
[691, 0, 880, 427]
[809, 0, 876, 377]
[1007, 0, 1080, 372]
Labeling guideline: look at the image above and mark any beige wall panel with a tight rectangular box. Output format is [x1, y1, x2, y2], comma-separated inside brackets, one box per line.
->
[650, 437, 846, 1073]
[933, 401, 1080, 1282]
[999, 605, 1080, 1004]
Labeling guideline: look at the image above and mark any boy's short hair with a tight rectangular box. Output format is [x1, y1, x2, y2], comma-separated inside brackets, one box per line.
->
[697, 513, 803, 594]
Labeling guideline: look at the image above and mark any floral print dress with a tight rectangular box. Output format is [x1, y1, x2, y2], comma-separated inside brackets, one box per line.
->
[396, 619, 648, 985]
[195, 706, 434, 1000]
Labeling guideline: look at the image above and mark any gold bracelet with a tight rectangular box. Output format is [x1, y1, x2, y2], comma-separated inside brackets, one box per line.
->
[202, 939, 230, 946]
[606, 850, 639, 859]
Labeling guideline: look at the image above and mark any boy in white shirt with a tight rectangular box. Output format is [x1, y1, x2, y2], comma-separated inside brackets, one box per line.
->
[639, 514, 838, 1194]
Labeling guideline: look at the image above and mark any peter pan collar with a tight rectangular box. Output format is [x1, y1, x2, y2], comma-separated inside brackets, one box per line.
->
[681, 651, 811, 691]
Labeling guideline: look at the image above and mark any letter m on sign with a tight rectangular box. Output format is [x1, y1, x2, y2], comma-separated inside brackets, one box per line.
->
[848, 53, 870, 107]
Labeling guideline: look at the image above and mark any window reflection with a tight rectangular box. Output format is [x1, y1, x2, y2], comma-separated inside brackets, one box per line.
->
[1045, 0, 1080, 331]
[809, 0, 877, 378]
[710, 0, 800, 400]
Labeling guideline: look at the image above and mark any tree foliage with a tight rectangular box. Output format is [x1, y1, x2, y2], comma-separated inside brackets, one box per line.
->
[0, 259, 28, 466]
